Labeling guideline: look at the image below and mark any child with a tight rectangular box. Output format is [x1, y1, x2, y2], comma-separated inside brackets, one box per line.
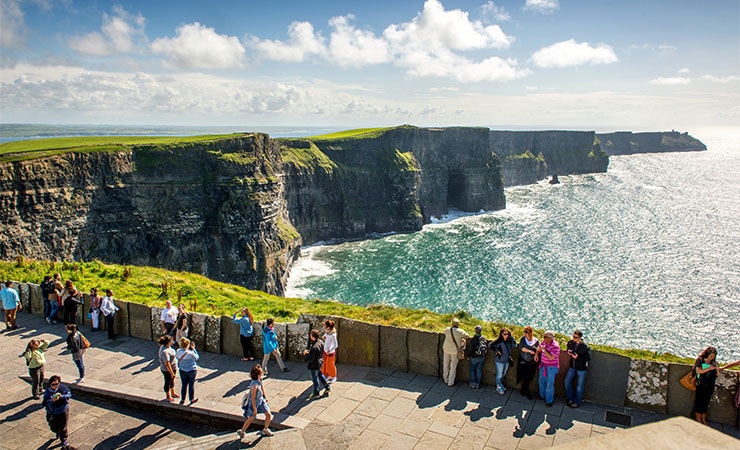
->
[237, 365, 273, 438]
[321, 319, 338, 383]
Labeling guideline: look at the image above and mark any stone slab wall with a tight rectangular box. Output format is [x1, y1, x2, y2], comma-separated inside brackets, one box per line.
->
[667, 363, 695, 418]
[708, 368, 739, 424]
[220, 315, 242, 357]
[406, 329, 438, 376]
[274, 323, 287, 356]
[583, 350, 630, 407]
[127, 302, 151, 340]
[205, 315, 221, 354]
[150, 306, 165, 341]
[19, 283, 31, 311]
[190, 312, 206, 351]
[252, 321, 264, 359]
[337, 318, 379, 367]
[379, 325, 408, 372]
[626, 359, 669, 414]
[28, 283, 42, 315]
[286, 322, 310, 362]
[113, 300, 130, 337]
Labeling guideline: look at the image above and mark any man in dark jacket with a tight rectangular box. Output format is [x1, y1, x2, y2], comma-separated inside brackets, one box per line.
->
[42, 375, 76, 450]
[303, 329, 331, 399]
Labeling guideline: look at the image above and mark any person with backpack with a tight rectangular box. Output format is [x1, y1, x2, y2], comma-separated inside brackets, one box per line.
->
[564, 329, 590, 408]
[516, 326, 539, 400]
[237, 364, 273, 438]
[24, 337, 49, 398]
[65, 324, 89, 383]
[466, 325, 487, 389]
[490, 328, 516, 394]
[40, 275, 53, 323]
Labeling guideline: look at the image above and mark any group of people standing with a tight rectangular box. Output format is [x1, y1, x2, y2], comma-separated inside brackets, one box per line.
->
[444, 318, 592, 408]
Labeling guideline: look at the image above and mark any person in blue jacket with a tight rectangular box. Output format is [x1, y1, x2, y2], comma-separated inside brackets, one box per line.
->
[42, 375, 76, 450]
[233, 308, 255, 361]
[261, 318, 288, 376]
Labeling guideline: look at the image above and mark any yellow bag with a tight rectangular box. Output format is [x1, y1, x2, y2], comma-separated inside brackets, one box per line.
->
[679, 371, 696, 391]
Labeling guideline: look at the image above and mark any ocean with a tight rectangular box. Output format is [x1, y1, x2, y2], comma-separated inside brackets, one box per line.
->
[287, 134, 740, 361]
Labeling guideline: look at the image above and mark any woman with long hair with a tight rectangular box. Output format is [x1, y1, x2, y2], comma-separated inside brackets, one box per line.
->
[65, 324, 87, 383]
[322, 319, 338, 383]
[175, 337, 199, 405]
[490, 328, 516, 394]
[233, 307, 255, 361]
[516, 326, 539, 400]
[693, 346, 720, 424]
[158, 335, 179, 402]
[25, 337, 49, 398]
[237, 364, 273, 438]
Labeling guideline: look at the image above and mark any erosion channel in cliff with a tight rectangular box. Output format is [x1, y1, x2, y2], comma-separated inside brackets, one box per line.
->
[1, 126, 616, 295]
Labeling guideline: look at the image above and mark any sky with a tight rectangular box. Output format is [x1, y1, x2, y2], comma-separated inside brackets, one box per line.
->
[0, 0, 738, 132]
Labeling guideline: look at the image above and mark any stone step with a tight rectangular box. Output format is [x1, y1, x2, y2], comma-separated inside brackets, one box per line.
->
[151, 428, 307, 450]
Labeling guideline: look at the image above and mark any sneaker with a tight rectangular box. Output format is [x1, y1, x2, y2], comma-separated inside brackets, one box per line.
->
[179, 400, 185, 405]
[190, 398, 199, 405]
[282, 367, 290, 372]
[308, 393, 321, 400]
[237, 430, 245, 439]
[469, 382, 476, 389]
[323, 388, 330, 396]
[546, 402, 553, 407]
[33, 394, 40, 400]
[45, 317, 51, 324]
[261, 429, 273, 437]
[496, 386, 505, 395]
[75, 378, 85, 384]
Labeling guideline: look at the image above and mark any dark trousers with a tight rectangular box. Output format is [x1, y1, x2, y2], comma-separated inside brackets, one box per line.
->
[29, 366, 44, 396]
[310, 369, 330, 396]
[48, 410, 69, 444]
[63, 308, 76, 325]
[180, 369, 197, 401]
[518, 362, 537, 396]
[162, 370, 176, 393]
[105, 314, 116, 339]
[43, 299, 51, 319]
[240, 334, 254, 359]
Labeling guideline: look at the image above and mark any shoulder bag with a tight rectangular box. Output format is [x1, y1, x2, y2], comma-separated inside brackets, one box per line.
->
[679, 370, 696, 391]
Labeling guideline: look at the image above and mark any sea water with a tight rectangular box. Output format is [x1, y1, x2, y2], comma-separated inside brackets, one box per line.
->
[287, 135, 740, 361]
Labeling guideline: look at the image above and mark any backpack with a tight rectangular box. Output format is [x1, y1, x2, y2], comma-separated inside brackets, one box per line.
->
[41, 281, 53, 298]
[472, 336, 488, 358]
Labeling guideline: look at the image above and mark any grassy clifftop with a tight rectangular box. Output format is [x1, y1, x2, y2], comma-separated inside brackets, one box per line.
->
[0, 258, 699, 365]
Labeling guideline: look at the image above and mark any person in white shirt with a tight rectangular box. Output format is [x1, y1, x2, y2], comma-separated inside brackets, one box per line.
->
[160, 301, 178, 339]
[442, 318, 470, 387]
[321, 320, 338, 383]
[100, 290, 119, 340]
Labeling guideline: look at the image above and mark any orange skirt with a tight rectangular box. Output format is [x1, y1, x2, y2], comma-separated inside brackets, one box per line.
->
[321, 352, 336, 379]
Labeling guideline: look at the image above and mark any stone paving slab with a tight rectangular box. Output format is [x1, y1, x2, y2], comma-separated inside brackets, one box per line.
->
[2, 312, 738, 450]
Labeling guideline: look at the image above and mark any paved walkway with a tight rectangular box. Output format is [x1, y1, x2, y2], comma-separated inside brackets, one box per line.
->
[1, 313, 737, 449]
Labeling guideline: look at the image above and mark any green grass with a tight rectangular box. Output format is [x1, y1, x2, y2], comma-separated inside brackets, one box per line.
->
[280, 142, 338, 174]
[0, 258, 711, 365]
[306, 128, 391, 140]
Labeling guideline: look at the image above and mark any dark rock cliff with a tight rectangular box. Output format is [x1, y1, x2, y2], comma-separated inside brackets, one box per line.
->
[597, 131, 706, 156]
[0, 135, 300, 295]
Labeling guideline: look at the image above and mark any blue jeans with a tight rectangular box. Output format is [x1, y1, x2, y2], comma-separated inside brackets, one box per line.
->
[49, 302, 61, 321]
[564, 368, 587, 405]
[470, 357, 484, 386]
[310, 369, 329, 396]
[180, 369, 197, 401]
[495, 361, 509, 389]
[74, 356, 85, 378]
[539, 366, 557, 404]
[43, 299, 51, 319]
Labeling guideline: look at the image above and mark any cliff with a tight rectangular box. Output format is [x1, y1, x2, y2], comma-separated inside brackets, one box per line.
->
[596, 131, 707, 156]
[0, 135, 300, 295]
[1, 126, 611, 294]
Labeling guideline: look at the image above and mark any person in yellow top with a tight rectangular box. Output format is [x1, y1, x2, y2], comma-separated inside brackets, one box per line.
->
[442, 318, 470, 387]
[24, 338, 49, 399]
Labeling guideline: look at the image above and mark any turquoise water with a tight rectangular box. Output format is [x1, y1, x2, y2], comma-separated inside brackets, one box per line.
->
[287, 135, 740, 360]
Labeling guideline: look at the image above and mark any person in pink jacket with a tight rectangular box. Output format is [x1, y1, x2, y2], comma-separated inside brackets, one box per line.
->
[535, 330, 560, 407]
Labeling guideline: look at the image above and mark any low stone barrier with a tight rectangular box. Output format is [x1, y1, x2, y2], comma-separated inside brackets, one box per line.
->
[286, 322, 310, 362]
[252, 321, 264, 359]
[19, 283, 31, 311]
[28, 283, 43, 315]
[220, 315, 242, 358]
[127, 302, 151, 340]
[338, 318, 379, 367]
[378, 325, 408, 372]
[583, 350, 631, 407]
[626, 359, 669, 414]
[150, 306, 164, 340]
[406, 329, 438, 377]
[190, 312, 206, 351]
[205, 315, 221, 353]
[113, 299, 130, 337]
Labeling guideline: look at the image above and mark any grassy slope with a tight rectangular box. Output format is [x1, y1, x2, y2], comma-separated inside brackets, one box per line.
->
[307, 128, 391, 140]
[0, 259, 700, 365]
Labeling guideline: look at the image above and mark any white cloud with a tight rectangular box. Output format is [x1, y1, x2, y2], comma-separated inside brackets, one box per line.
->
[328, 15, 390, 67]
[649, 77, 691, 86]
[523, 0, 559, 14]
[481, 1, 511, 22]
[677, 67, 689, 74]
[531, 39, 617, 68]
[1, 0, 25, 48]
[699, 74, 740, 83]
[151, 22, 245, 69]
[69, 6, 146, 56]
[251, 21, 326, 62]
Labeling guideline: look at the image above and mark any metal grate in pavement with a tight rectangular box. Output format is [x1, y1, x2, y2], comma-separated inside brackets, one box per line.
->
[605, 410, 632, 427]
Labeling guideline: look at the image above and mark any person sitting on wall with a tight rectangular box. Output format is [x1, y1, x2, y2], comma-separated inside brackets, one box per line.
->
[89, 288, 101, 331]
[160, 300, 178, 340]
[1, 281, 21, 330]
[442, 318, 470, 387]
[322, 319, 338, 384]
[564, 330, 590, 408]
[535, 330, 560, 407]
[100, 290, 119, 340]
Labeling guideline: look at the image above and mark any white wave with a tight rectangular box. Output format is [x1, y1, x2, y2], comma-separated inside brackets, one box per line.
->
[285, 250, 336, 298]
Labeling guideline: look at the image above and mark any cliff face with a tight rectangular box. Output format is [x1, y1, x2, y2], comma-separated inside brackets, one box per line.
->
[597, 131, 707, 156]
[0, 135, 300, 295]
[1, 126, 613, 294]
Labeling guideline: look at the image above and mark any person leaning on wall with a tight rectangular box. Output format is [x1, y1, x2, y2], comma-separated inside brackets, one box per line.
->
[564, 330, 590, 408]
[442, 317, 470, 387]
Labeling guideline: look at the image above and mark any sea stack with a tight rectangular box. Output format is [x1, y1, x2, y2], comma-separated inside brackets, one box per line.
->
[549, 174, 560, 184]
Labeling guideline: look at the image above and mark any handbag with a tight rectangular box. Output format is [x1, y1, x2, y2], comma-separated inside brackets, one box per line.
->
[449, 329, 465, 360]
[80, 332, 91, 349]
[679, 370, 696, 391]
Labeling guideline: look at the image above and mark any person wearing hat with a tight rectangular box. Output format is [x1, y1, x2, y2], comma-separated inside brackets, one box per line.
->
[535, 330, 560, 407]
[466, 325, 488, 389]
[442, 318, 470, 387]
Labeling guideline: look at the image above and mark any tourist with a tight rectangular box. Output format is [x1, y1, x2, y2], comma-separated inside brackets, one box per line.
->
[491, 328, 516, 394]
[60, 280, 83, 325]
[100, 289, 119, 339]
[321, 319, 338, 383]
[1, 281, 21, 330]
[160, 300, 178, 339]
[693, 346, 720, 425]
[564, 330, 590, 408]
[233, 307, 255, 361]
[158, 335, 179, 402]
[49, 274, 64, 324]
[41, 275, 53, 323]
[89, 288, 101, 331]
[442, 318, 470, 387]
[261, 318, 287, 376]
[304, 329, 331, 399]
[516, 326, 539, 400]
[24, 337, 49, 399]
[535, 330, 560, 407]
[176, 337, 199, 405]
[466, 325, 488, 389]
[65, 324, 88, 383]
[175, 304, 189, 343]
[42, 375, 76, 450]
[237, 364, 273, 438]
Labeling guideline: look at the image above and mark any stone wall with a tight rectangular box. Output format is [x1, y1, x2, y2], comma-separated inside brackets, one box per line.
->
[9, 281, 740, 426]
